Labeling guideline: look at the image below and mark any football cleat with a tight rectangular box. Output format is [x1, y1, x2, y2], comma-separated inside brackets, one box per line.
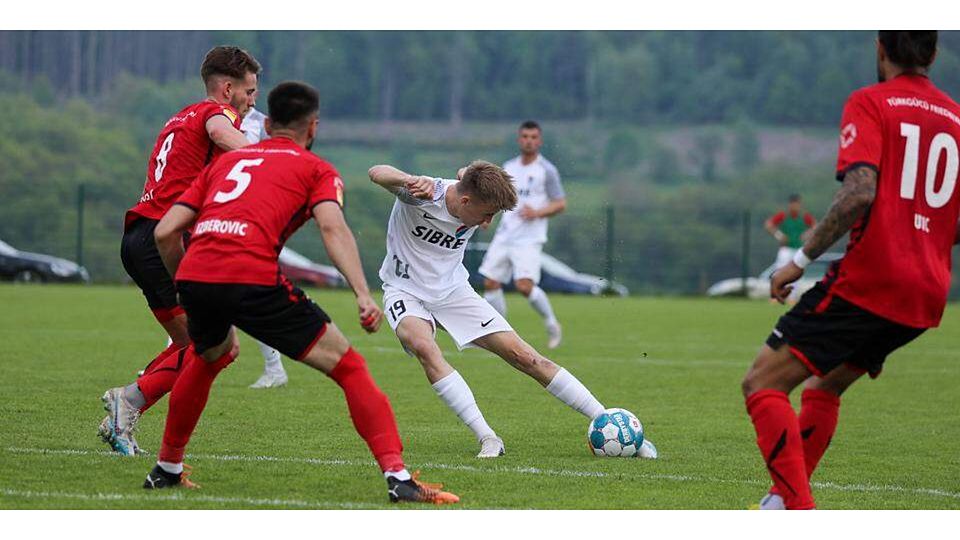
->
[387, 472, 459, 505]
[546, 322, 562, 349]
[99, 387, 142, 456]
[755, 491, 785, 510]
[143, 463, 199, 489]
[637, 438, 658, 459]
[476, 435, 505, 458]
[249, 370, 288, 389]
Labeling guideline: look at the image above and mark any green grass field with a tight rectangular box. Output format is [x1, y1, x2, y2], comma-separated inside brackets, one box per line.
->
[1, 284, 958, 509]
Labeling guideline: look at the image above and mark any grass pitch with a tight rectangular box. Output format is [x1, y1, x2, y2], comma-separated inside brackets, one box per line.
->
[1, 284, 958, 509]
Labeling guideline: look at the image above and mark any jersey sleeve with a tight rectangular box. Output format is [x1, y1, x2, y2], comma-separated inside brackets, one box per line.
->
[835, 90, 883, 181]
[543, 161, 565, 200]
[309, 162, 345, 209]
[769, 211, 785, 226]
[396, 178, 445, 207]
[201, 102, 242, 129]
[804, 212, 816, 227]
[175, 164, 213, 211]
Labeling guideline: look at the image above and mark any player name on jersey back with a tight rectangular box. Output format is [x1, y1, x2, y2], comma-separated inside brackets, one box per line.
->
[379, 179, 477, 303]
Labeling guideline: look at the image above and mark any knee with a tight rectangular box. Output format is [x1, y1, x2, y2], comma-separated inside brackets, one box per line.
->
[804, 377, 847, 397]
[515, 280, 534, 296]
[741, 371, 759, 399]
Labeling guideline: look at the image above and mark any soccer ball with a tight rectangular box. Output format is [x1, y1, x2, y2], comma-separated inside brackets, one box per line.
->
[587, 408, 644, 457]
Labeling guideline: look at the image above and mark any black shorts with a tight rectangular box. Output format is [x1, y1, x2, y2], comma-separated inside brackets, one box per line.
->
[121, 218, 181, 321]
[176, 278, 331, 360]
[766, 283, 925, 378]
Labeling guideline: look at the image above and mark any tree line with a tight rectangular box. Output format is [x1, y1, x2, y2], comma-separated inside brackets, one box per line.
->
[4, 31, 960, 125]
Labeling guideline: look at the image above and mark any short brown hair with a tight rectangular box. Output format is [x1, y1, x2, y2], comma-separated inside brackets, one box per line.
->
[457, 160, 517, 211]
[200, 46, 261, 85]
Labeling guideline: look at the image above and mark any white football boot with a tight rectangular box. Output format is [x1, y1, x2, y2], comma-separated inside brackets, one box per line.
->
[249, 369, 289, 389]
[477, 435, 505, 458]
[99, 387, 142, 456]
[546, 322, 562, 349]
[757, 492, 786, 510]
[637, 438, 658, 459]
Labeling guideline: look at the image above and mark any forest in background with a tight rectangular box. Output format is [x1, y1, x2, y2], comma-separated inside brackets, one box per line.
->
[1, 31, 958, 295]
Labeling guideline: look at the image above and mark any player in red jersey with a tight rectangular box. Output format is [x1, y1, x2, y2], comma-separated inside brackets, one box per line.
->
[99, 46, 261, 456]
[140, 81, 459, 504]
[741, 31, 960, 510]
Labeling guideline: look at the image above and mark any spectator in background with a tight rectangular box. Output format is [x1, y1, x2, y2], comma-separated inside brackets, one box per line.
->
[765, 194, 816, 270]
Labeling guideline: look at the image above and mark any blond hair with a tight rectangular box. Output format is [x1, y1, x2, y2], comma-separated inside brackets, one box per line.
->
[457, 160, 517, 211]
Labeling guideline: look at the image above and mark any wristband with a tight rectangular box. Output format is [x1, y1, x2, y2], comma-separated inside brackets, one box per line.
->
[792, 249, 812, 269]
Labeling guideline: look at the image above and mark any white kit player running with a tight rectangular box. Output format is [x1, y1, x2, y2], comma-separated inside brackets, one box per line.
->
[480, 120, 566, 348]
[240, 106, 289, 389]
[369, 161, 657, 459]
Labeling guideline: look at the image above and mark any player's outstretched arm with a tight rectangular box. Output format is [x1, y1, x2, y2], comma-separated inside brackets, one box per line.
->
[312, 202, 382, 333]
[205, 115, 250, 152]
[522, 197, 567, 220]
[802, 166, 877, 260]
[154, 204, 199, 277]
[368, 165, 435, 199]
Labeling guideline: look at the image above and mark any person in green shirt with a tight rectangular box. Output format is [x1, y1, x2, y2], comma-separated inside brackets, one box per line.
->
[765, 194, 816, 270]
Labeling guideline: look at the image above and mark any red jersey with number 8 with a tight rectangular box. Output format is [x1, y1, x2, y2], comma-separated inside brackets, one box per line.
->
[125, 101, 241, 228]
[830, 74, 960, 328]
[173, 137, 345, 286]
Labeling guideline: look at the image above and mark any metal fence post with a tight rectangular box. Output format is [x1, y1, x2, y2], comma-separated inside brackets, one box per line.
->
[605, 204, 615, 282]
[76, 183, 85, 267]
[741, 209, 751, 296]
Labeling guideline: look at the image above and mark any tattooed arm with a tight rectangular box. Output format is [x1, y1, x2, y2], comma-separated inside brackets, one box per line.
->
[770, 165, 877, 302]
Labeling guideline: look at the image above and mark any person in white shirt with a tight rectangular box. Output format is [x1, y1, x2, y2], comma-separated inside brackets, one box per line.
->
[479, 121, 566, 349]
[370, 161, 656, 460]
[239, 106, 289, 389]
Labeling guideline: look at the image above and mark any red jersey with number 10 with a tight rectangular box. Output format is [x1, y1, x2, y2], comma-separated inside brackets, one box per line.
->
[174, 137, 345, 286]
[829, 74, 960, 328]
[125, 100, 241, 228]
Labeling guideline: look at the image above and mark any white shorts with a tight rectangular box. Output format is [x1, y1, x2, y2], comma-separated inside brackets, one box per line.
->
[478, 241, 543, 285]
[774, 246, 797, 270]
[383, 284, 513, 353]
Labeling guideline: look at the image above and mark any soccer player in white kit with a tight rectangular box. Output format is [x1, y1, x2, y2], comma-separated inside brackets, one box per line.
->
[370, 161, 657, 459]
[479, 121, 566, 349]
[240, 107, 289, 389]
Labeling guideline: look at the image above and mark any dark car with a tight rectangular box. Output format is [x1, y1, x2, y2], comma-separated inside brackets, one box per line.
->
[0, 239, 90, 283]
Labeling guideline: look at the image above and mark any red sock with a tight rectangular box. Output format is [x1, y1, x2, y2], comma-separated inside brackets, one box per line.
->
[769, 388, 841, 498]
[746, 389, 815, 509]
[328, 348, 405, 473]
[136, 345, 189, 413]
[157, 346, 235, 465]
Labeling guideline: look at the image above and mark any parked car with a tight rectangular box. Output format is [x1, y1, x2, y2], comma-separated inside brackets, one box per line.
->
[465, 242, 629, 296]
[0, 239, 90, 283]
[706, 252, 844, 300]
[278, 247, 346, 288]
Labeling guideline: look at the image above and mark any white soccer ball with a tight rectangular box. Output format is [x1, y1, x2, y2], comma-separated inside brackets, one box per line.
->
[587, 408, 644, 457]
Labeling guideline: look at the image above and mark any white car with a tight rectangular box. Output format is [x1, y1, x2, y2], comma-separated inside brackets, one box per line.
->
[706, 252, 844, 300]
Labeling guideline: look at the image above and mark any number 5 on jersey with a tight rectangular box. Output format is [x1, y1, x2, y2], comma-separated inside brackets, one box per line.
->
[215, 158, 264, 203]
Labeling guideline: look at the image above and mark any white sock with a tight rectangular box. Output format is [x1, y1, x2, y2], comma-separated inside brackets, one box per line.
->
[432, 371, 496, 442]
[157, 461, 183, 475]
[257, 340, 284, 373]
[484, 289, 507, 317]
[123, 383, 146, 410]
[545, 368, 605, 419]
[384, 468, 411, 481]
[528, 286, 558, 326]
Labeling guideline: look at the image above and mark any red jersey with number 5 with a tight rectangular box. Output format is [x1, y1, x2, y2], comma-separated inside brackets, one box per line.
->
[124, 101, 241, 228]
[829, 74, 960, 328]
[174, 137, 345, 286]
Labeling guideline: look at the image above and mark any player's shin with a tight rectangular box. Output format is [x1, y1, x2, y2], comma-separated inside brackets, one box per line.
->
[328, 347, 405, 473]
[545, 367, 605, 419]
[432, 370, 496, 441]
[484, 289, 507, 316]
[746, 389, 815, 509]
[157, 346, 236, 467]
[527, 286, 558, 326]
[135, 345, 189, 412]
[798, 388, 840, 476]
